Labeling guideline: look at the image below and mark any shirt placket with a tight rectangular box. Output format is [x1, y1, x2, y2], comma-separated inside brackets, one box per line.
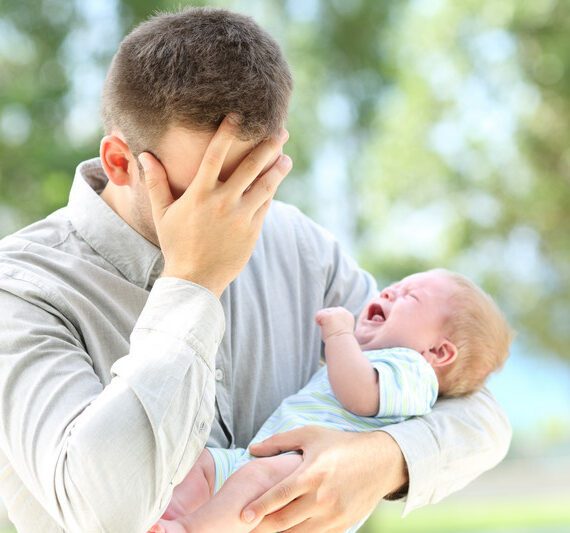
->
[214, 339, 234, 447]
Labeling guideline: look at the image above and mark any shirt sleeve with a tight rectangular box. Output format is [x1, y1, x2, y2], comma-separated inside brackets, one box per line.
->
[379, 386, 512, 516]
[0, 274, 224, 533]
[370, 348, 438, 418]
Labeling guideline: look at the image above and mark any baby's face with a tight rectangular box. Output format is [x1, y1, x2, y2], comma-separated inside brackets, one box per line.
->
[354, 271, 456, 356]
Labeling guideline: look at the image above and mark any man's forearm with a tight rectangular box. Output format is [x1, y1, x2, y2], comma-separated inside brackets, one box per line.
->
[89, 278, 223, 530]
[380, 387, 511, 515]
[366, 430, 409, 498]
[0, 278, 224, 533]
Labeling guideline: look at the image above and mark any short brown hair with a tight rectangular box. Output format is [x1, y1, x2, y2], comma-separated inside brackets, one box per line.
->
[101, 7, 293, 154]
[435, 269, 515, 398]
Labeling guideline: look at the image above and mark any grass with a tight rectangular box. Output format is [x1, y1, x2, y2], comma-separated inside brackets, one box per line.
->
[362, 498, 570, 533]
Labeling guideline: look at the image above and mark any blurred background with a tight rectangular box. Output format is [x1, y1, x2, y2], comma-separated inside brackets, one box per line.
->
[1, 0, 569, 531]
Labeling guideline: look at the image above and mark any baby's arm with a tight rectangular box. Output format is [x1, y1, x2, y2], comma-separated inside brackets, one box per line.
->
[315, 307, 379, 416]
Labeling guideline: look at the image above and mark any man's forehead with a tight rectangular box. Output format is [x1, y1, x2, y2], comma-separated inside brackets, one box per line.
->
[156, 124, 261, 182]
[158, 125, 256, 153]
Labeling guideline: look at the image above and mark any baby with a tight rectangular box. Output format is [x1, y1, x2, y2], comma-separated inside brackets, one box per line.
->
[148, 268, 513, 533]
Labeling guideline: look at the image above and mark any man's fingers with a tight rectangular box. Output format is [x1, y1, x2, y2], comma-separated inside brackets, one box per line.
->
[282, 518, 320, 533]
[251, 198, 273, 231]
[246, 154, 292, 219]
[242, 472, 307, 527]
[248, 427, 305, 457]
[227, 129, 289, 197]
[191, 115, 238, 192]
[140, 152, 173, 222]
[250, 496, 313, 533]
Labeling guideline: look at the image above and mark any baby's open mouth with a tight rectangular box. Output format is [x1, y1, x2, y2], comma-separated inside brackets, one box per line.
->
[367, 303, 386, 322]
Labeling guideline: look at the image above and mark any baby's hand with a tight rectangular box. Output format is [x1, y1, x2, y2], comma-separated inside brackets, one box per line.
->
[315, 307, 355, 341]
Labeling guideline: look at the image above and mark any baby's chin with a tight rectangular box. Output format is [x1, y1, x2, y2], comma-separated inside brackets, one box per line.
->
[354, 327, 388, 351]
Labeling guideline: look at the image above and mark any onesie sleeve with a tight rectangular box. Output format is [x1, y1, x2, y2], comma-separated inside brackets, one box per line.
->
[369, 348, 439, 418]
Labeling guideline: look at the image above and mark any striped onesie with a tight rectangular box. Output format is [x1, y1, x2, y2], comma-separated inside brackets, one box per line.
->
[207, 347, 438, 532]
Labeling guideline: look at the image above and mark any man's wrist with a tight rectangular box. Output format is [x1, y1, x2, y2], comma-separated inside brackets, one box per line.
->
[160, 269, 224, 298]
[369, 430, 409, 500]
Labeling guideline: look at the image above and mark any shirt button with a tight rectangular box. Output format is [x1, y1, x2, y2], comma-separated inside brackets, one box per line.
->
[215, 368, 224, 382]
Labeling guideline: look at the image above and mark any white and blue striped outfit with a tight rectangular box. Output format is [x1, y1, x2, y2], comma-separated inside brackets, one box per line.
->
[207, 347, 438, 532]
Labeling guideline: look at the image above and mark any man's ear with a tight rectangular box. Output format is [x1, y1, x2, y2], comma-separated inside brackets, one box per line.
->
[100, 134, 135, 186]
[428, 339, 458, 368]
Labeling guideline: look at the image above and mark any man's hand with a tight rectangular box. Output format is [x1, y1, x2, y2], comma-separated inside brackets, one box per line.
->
[242, 426, 408, 532]
[140, 116, 291, 297]
[315, 307, 355, 342]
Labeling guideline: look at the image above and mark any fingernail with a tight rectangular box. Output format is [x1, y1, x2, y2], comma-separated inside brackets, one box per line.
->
[279, 154, 292, 169]
[243, 509, 256, 523]
[138, 154, 148, 171]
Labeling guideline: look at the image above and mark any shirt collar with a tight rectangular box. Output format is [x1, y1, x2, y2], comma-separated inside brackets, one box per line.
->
[67, 157, 164, 290]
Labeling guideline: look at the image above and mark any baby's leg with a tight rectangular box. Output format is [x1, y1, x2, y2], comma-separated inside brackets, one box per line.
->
[157, 452, 302, 533]
[159, 449, 214, 520]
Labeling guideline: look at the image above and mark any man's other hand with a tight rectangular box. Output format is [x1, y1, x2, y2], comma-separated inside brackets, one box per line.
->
[242, 426, 408, 532]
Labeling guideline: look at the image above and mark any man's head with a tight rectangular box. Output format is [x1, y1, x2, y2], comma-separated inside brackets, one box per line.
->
[101, 7, 292, 154]
[354, 269, 514, 397]
[98, 7, 293, 244]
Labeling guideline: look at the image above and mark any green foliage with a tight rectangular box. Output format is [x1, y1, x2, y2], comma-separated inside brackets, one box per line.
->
[0, 0, 86, 223]
[0, 0, 568, 362]
[347, 0, 569, 359]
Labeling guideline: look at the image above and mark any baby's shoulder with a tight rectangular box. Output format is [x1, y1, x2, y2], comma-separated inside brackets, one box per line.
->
[364, 346, 426, 365]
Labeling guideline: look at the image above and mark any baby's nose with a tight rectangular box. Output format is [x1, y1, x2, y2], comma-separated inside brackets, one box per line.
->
[380, 288, 396, 301]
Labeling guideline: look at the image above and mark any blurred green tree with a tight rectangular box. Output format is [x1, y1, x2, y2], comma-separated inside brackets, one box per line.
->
[0, 0, 85, 223]
[0, 0, 568, 363]
[351, 0, 569, 358]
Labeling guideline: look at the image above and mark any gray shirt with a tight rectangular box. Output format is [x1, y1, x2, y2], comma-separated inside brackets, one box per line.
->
[0, 158, 511, 532]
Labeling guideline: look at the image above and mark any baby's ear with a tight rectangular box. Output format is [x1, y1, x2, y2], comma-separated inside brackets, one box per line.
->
[429, 340, 458, 367]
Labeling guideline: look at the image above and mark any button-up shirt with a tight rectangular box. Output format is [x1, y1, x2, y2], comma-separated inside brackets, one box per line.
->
[0, 158, 511, 532]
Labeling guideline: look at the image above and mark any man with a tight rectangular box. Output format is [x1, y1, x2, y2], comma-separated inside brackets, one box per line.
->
[0, 7, 511, 532]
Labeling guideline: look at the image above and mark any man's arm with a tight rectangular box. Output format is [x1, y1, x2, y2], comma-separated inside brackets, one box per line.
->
[380, 386, 512, 515]
[0, 277, 223, 533]
[243, 373, 510, 533]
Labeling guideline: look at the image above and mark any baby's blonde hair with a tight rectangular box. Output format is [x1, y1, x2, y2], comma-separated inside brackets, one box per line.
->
[432, 269, 515, 398]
